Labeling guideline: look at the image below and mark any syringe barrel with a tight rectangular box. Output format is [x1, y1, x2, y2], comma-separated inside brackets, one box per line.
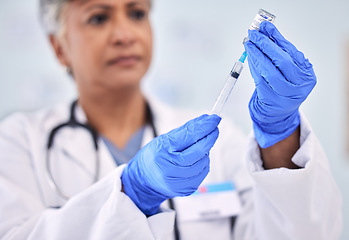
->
[211, 74, 238, 115]
[230, 61, 244, 77]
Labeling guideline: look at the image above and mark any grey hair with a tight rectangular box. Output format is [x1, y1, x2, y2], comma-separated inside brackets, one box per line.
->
[39, 0, 73, 35]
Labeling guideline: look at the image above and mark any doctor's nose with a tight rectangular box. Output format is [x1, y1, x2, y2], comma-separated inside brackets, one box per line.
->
[110, 20, 136, 46]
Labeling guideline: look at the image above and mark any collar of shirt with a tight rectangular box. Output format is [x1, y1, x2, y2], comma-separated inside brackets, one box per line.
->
[102, 127, 145, 166]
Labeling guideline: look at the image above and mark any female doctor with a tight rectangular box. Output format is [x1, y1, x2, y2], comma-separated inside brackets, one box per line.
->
[0, 0, 342, 239]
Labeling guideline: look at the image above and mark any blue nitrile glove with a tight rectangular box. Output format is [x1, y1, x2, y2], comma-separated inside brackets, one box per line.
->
[121, 114, 221, 216]
[244, 21, 317, 148]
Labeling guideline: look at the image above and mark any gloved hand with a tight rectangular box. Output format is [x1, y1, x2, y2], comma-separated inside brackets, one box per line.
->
[244, 21, 317, 148]
[121, 114, 221, 216]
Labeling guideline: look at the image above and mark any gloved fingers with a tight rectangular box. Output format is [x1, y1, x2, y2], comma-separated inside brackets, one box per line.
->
[249, 63, 303, 107]
[247, 29, 309, 86]
[258, 21, 312, 69]
[165, 154, 210, 178]
[245, 41, 301, 97]
[181, 162, 210, 196]
[170, 127, 219, 166]
[168, 157, 210, 196]
[166, 114, 221, 152]
[249, 90, 299, 123]
[258, 22, 317, 88]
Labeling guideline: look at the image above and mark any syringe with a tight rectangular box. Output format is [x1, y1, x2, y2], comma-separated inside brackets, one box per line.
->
[211, 51, 247, 115]
[211, 9, 275, 116]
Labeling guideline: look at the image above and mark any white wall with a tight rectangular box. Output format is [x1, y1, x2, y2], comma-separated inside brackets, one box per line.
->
[1, 0, 348, 238]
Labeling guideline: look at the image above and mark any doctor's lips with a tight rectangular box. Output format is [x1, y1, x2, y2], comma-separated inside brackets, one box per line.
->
[106, 55, 141, 67]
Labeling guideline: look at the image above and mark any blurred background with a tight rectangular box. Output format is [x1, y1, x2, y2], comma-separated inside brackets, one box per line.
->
[0, 0, 348, 238]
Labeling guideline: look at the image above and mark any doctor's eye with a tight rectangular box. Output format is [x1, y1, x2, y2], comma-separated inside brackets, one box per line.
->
[129, 9, 147, 21]
[88, 13, 109, 25]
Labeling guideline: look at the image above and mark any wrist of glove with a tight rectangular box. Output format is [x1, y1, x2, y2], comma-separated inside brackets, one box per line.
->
[121, 114, 221, 215]
[249, 92, 301, 148]
[244, 21, 316, 148]
[121, 163, 168, 215]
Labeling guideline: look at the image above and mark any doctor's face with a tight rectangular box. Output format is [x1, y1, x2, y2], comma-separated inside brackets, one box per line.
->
[54, 0, 153, 93]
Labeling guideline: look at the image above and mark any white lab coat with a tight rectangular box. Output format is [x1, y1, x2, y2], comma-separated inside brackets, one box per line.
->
[0, 96, 342, 240]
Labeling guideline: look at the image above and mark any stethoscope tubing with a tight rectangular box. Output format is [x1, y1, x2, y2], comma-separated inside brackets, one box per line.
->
[46, 100, 99, 200]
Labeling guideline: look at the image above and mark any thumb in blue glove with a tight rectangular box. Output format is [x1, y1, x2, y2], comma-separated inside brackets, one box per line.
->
[244, 21, 316, 148]
[121, 114, 221, 215]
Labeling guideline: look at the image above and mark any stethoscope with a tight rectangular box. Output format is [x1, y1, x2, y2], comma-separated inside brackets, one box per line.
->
[46, 100, 100, 200]
[45, 99, 180, 239]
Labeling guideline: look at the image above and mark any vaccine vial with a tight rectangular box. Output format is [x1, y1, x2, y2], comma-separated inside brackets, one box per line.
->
[249, 9, 276, 30]
[243, 9, 276, 44]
